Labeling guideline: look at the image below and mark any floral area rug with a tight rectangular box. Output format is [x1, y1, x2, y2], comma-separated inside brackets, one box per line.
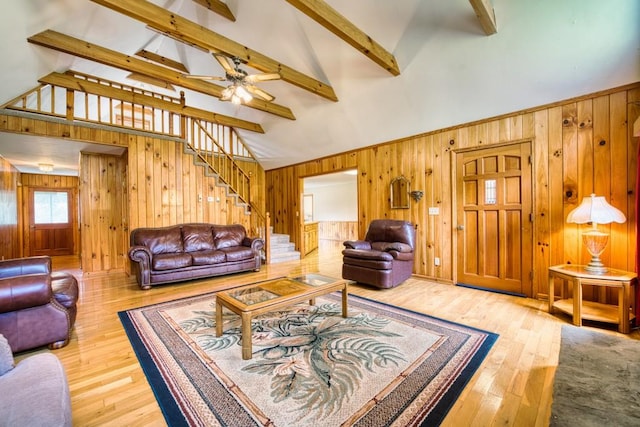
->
[119, 291, 498, 426]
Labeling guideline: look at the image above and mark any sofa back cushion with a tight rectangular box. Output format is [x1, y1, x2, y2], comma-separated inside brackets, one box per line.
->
[131, 226, 184, 255]
[212, 225, 246, 249]
[182, 224, 215, 252]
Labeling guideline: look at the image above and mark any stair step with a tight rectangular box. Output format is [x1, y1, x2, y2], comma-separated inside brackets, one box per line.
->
[270, 242, 296, 252]
[270, 251, 301, 264]
[270, 233, 292, 244]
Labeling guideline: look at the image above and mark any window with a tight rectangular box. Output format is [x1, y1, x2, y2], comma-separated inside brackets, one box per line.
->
[34, 191, 69, 224]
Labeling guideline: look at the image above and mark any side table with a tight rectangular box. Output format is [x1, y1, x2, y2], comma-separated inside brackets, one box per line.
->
[548, 264, 636, 333]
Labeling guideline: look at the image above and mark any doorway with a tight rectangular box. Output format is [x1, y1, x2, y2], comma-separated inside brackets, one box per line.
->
[300, 170, 358, 256]
[28, 188, 75, 256]
[454, 141, 533, 297]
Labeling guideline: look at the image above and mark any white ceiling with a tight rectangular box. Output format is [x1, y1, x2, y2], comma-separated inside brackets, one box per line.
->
[0, 0, 638, 175]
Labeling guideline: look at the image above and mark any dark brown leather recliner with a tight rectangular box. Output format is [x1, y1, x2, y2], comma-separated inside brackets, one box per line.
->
[0, 256, 79, 352]
[342, 219, 416, 289]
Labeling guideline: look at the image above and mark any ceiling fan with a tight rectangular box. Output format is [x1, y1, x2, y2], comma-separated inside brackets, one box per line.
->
[185, 53, 281, 104]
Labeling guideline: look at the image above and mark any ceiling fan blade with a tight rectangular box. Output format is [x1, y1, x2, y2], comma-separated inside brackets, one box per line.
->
[246, 85, 275, 102]
[245, 73, 281, 83]
[213, 53, 235, 73]
[183, 74, 226, 81]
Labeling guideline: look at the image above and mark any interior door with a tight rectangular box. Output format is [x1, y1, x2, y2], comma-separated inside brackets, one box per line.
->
[455, 142, 533, 296]
[28, 188, 74, 256]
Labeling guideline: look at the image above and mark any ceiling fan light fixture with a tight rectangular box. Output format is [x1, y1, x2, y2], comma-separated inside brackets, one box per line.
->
[235, 85, 253, 103]
[223, 84, 253, 105]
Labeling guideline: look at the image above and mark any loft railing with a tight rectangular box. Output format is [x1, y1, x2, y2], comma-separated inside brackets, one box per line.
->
[2, 71, 271, 261]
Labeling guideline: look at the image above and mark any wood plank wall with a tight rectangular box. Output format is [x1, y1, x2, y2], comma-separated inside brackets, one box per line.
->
[265, 83, 640, 299]
[0, 114, 266, 274]
[20, 173, 79, 257]
[127, 137, 255, 231]
[79, 153, 127, 274]
[0, 157, 20, 260]
[318, 221, 358, 241]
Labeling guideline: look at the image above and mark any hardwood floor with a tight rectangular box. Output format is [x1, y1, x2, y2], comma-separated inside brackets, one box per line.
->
[22, 241, 637, 426]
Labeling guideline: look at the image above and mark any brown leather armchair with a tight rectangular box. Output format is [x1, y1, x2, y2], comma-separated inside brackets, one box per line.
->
[0, 256, 79, 352]
[342, 219, 416, 289]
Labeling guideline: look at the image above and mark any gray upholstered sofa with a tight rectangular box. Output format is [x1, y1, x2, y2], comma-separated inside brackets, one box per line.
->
[128, 223, 264, 290]
[0, 334, 72, 426]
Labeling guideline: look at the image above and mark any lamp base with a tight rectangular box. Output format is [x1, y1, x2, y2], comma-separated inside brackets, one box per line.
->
[582, 231, 609, 274]
[584, 255, 608, 274]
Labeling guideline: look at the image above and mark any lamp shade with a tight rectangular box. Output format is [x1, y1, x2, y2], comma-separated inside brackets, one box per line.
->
[566, 194, 626, 225]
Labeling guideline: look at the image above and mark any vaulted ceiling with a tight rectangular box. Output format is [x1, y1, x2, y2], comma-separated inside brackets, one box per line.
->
[0, 0, 638, 174]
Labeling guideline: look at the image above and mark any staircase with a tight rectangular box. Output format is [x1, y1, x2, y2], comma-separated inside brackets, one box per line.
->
[269, 231, 301, 264]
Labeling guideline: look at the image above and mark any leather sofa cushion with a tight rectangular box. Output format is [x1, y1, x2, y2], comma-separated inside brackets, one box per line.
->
[152, 253, 192, 271]
[343, 256, 392, 270]
[182, 224, 215, 252]
[134, 227, 184, 255]
[0, 274, 52, 312]
[213, 225, 246, 249]
[221, 246, 255, 262]
[191, 250, 226, 266]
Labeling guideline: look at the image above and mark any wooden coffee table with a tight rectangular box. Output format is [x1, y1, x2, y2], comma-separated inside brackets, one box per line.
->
[215, 273, 349, 359]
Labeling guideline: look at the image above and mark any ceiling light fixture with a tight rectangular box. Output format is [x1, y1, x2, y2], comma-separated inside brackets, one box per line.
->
[38, 163, 54, 173]
[222, 84, 253, 105]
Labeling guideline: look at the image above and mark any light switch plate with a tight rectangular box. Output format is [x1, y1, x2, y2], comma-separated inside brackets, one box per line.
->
[428, 207, 439, 215]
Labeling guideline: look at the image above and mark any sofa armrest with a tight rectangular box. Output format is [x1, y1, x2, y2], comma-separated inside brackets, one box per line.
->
[0, 257, 51, 279]
[343, 240, 372, 250]
[243, 237, 264, 252]
[128, 246, 152, 265]
[128, 246, 153, 289]
[0, 274, 52, 313]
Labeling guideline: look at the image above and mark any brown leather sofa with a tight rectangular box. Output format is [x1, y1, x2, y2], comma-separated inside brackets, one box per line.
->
[128, 223, 264, 290]
[0, 256, 79, 352]
[342, 219, 416, 289]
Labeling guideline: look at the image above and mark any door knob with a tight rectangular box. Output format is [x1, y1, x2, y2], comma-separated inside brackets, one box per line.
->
[456, 225, 464, 231]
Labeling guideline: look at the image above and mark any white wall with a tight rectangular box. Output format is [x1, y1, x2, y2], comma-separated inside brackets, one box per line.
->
[304, 180, 357, 222]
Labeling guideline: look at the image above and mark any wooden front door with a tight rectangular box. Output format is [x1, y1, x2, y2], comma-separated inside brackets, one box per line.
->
[455, 142, 533, 296]
[28, 188, 74, 256]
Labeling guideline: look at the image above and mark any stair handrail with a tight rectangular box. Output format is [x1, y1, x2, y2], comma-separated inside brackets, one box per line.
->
[187, 119, 251, 204]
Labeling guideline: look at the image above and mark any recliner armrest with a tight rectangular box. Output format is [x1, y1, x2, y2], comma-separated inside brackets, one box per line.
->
[381, 242, 413, 253]
[0, 274, 52, 313]
[343, 240, 372, 250]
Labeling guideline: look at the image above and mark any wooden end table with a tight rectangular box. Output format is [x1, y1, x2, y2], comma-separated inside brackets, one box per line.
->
[216, 273, 349, 359]
[548, 264, 637, 333]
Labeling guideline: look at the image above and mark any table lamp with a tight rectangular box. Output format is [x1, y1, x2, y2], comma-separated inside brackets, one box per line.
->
[566, 193, 626, 274]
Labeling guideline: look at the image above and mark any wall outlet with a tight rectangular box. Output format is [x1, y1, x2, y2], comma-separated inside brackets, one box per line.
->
[434, 257, 440, 266]
[207, 196, 214, 202]
[428, 207, 439, 215]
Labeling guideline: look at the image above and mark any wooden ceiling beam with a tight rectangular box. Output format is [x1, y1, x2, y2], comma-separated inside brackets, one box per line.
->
[191, 0, 235, 22]
[469, 0, 497, 35]
[27, 30, 295, 120]
[38, 72, 264, 133]
[135, 49, 189, 73]
[90, 0, 338, 102]
[285, 0, 400, 76]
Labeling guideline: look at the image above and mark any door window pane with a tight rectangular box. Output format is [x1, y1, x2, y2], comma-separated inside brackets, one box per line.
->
[485, 180, 497, 205]
[34, 191, 69, 224]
